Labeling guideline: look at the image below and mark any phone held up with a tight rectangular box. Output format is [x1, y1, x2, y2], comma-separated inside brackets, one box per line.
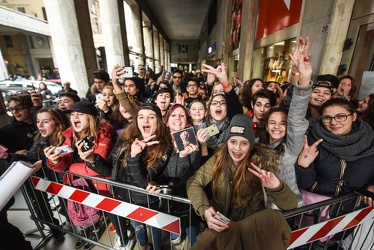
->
[79, 136, 95, 152]
[119, 67, 133, 78]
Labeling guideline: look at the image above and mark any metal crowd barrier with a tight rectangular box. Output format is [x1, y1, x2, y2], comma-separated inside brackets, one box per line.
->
[18, 169, 374, 250]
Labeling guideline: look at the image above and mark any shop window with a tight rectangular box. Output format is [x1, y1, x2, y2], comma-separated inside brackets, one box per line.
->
[17, 7, 25, 13]
[42, 7, 47, 21]
[253, 38, 296, 84]
[4, 36, 13, 47]
[178, 44, 189, 54]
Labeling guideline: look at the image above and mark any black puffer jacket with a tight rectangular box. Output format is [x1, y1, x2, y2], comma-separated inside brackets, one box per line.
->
[108, 144, 173, 205]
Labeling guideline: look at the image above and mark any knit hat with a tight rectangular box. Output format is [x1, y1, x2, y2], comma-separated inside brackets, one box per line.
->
[69, 101, 97, 116]
[224, 114, 255, 147]
[138, 103, 162, 119]
[58, 92, 80, 103]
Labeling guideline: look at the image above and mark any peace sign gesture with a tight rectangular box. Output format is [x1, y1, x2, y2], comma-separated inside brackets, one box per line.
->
[297, 136, 323, 168]
[131, 135, 159, 157]
[248, 162, 281, 189]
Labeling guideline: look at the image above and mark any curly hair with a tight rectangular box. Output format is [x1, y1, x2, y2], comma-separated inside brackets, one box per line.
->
[240, 78, 264, 109]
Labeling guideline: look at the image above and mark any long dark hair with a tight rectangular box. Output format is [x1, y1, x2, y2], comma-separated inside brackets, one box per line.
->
[240, 78, 264, 109]
[258, 107, 288, 155]
[360, 94, 374, 131]
[118, 109, 172, 168]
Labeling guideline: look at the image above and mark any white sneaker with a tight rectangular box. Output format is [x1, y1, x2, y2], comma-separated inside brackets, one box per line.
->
[121, 237, 135, 250]
[114, 233, 135, 250]
[113, 234, 121, 249]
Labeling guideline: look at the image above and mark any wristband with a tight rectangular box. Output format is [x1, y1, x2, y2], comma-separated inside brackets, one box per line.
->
[222, 82, 231, 88]
[291, 72, 300, 76]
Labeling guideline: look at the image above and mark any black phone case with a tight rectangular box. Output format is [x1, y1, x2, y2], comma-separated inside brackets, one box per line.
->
[81, 136, 95, 152]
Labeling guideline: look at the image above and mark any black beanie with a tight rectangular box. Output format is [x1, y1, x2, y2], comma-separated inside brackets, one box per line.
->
[224, 114, 255, 147]
[69, 101, 97, 117]
[138, 103, 162, 120]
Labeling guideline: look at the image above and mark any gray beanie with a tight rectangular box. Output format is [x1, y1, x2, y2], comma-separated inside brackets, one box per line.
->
[224, 114, 255, 147]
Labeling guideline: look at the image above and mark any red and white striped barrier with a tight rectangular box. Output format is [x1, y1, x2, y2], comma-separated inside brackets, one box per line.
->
[31, 176, 181, 235]
[288, 206, 374, 248]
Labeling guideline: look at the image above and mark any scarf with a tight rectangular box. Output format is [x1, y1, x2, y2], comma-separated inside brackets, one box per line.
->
[199, 117, 230, 149]
[311, 119, 374, 161]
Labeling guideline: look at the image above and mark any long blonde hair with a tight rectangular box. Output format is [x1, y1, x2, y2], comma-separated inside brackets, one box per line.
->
[72, 115, 110, 149]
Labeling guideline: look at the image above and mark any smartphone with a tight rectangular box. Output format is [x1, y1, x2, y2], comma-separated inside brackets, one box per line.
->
[80, 136, 95, 152]
[54, 145, 73, 155]
[0, 144, 8, 154]
[206, 124, 219, 138]
[355, 188, 374, 199]
[95, 93, 103, 101]
[214, 211, 230, 224]
[119, 67, 133, 78]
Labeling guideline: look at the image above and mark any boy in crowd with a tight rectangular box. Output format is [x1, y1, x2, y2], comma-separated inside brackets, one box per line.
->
[86, 70, 110, 103]
[153, 88, 174, 123]
[185, 78, 201, 108]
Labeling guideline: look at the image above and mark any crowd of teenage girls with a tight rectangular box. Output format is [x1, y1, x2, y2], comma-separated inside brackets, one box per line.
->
[0, 36, 374, 250]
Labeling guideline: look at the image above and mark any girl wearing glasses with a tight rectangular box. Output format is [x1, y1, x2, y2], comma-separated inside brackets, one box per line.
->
[296, 97, 374, 205]
[195, 63, 242, 157]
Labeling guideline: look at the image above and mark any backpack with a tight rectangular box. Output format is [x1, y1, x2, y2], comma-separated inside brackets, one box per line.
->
[67, 177, 102, 228]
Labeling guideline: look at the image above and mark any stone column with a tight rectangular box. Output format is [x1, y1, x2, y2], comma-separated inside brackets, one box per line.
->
[143, 21, 154, 70]
[130, 4, 144, 72]
[99, 0, 129, 71]
[153, 29, 160, 70]
[44, 0, 97, 97]
[159, 35, 164, 69]
[0, 49, 8, 80]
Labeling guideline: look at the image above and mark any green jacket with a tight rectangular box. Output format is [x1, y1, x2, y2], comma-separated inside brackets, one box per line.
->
[187, 155, 297, 221]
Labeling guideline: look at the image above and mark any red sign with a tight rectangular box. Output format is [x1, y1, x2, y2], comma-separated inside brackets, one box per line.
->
[256, 0, 303, 40]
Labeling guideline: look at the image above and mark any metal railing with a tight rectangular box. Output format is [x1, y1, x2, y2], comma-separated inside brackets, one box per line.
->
[18, 169, 374, 250]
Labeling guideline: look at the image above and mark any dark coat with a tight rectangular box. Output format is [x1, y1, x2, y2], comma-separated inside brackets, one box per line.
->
[295, 135, 374, 196]
[0, 118, 36, 153]
[192, 209, 291, 250]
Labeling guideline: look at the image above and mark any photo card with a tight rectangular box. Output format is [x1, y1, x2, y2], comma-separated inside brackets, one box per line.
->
[171, 127, 198, 153]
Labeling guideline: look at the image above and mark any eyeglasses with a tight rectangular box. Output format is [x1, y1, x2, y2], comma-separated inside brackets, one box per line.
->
[211, 101, 226, 106]
[321, 113, 353, 123]
[173, 76, 182, 79]
[7, 106, 28, 113]
[187, 84, 197, 88]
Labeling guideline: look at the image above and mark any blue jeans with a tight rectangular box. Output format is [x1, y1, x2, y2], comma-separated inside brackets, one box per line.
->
[171, 226, 199, 246]
[131, 220, 161, 250]
[130, 201, 161, 250]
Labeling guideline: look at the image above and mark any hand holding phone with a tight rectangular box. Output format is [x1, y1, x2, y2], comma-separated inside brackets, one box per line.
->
[79, 136, 95, 152]
[119, 67, 133, 78]
[213, 211, 230, 224]
[205, 124, 219, 139]
[54, 145, 73, 155]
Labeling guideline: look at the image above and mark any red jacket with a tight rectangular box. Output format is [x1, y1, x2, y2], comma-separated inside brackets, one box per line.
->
[47, 122, 113, 193]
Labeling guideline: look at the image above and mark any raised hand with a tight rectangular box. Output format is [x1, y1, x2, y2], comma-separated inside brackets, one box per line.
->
[96, 96, 109, 112]
[297, 136, 323, 168]
[131, 135, 159, 157]
[289, 36, 312, 85]
[202, 63, 229, 85]
[204, 207, 229, 232]
[248, 162, 280, 189]
[111, 65, 124, 92]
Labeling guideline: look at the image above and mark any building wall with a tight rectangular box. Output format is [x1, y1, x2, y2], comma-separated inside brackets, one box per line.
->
[0, 34, 26, 76]
[170, 39, 198, 63]
[0, 0, 46, 19]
